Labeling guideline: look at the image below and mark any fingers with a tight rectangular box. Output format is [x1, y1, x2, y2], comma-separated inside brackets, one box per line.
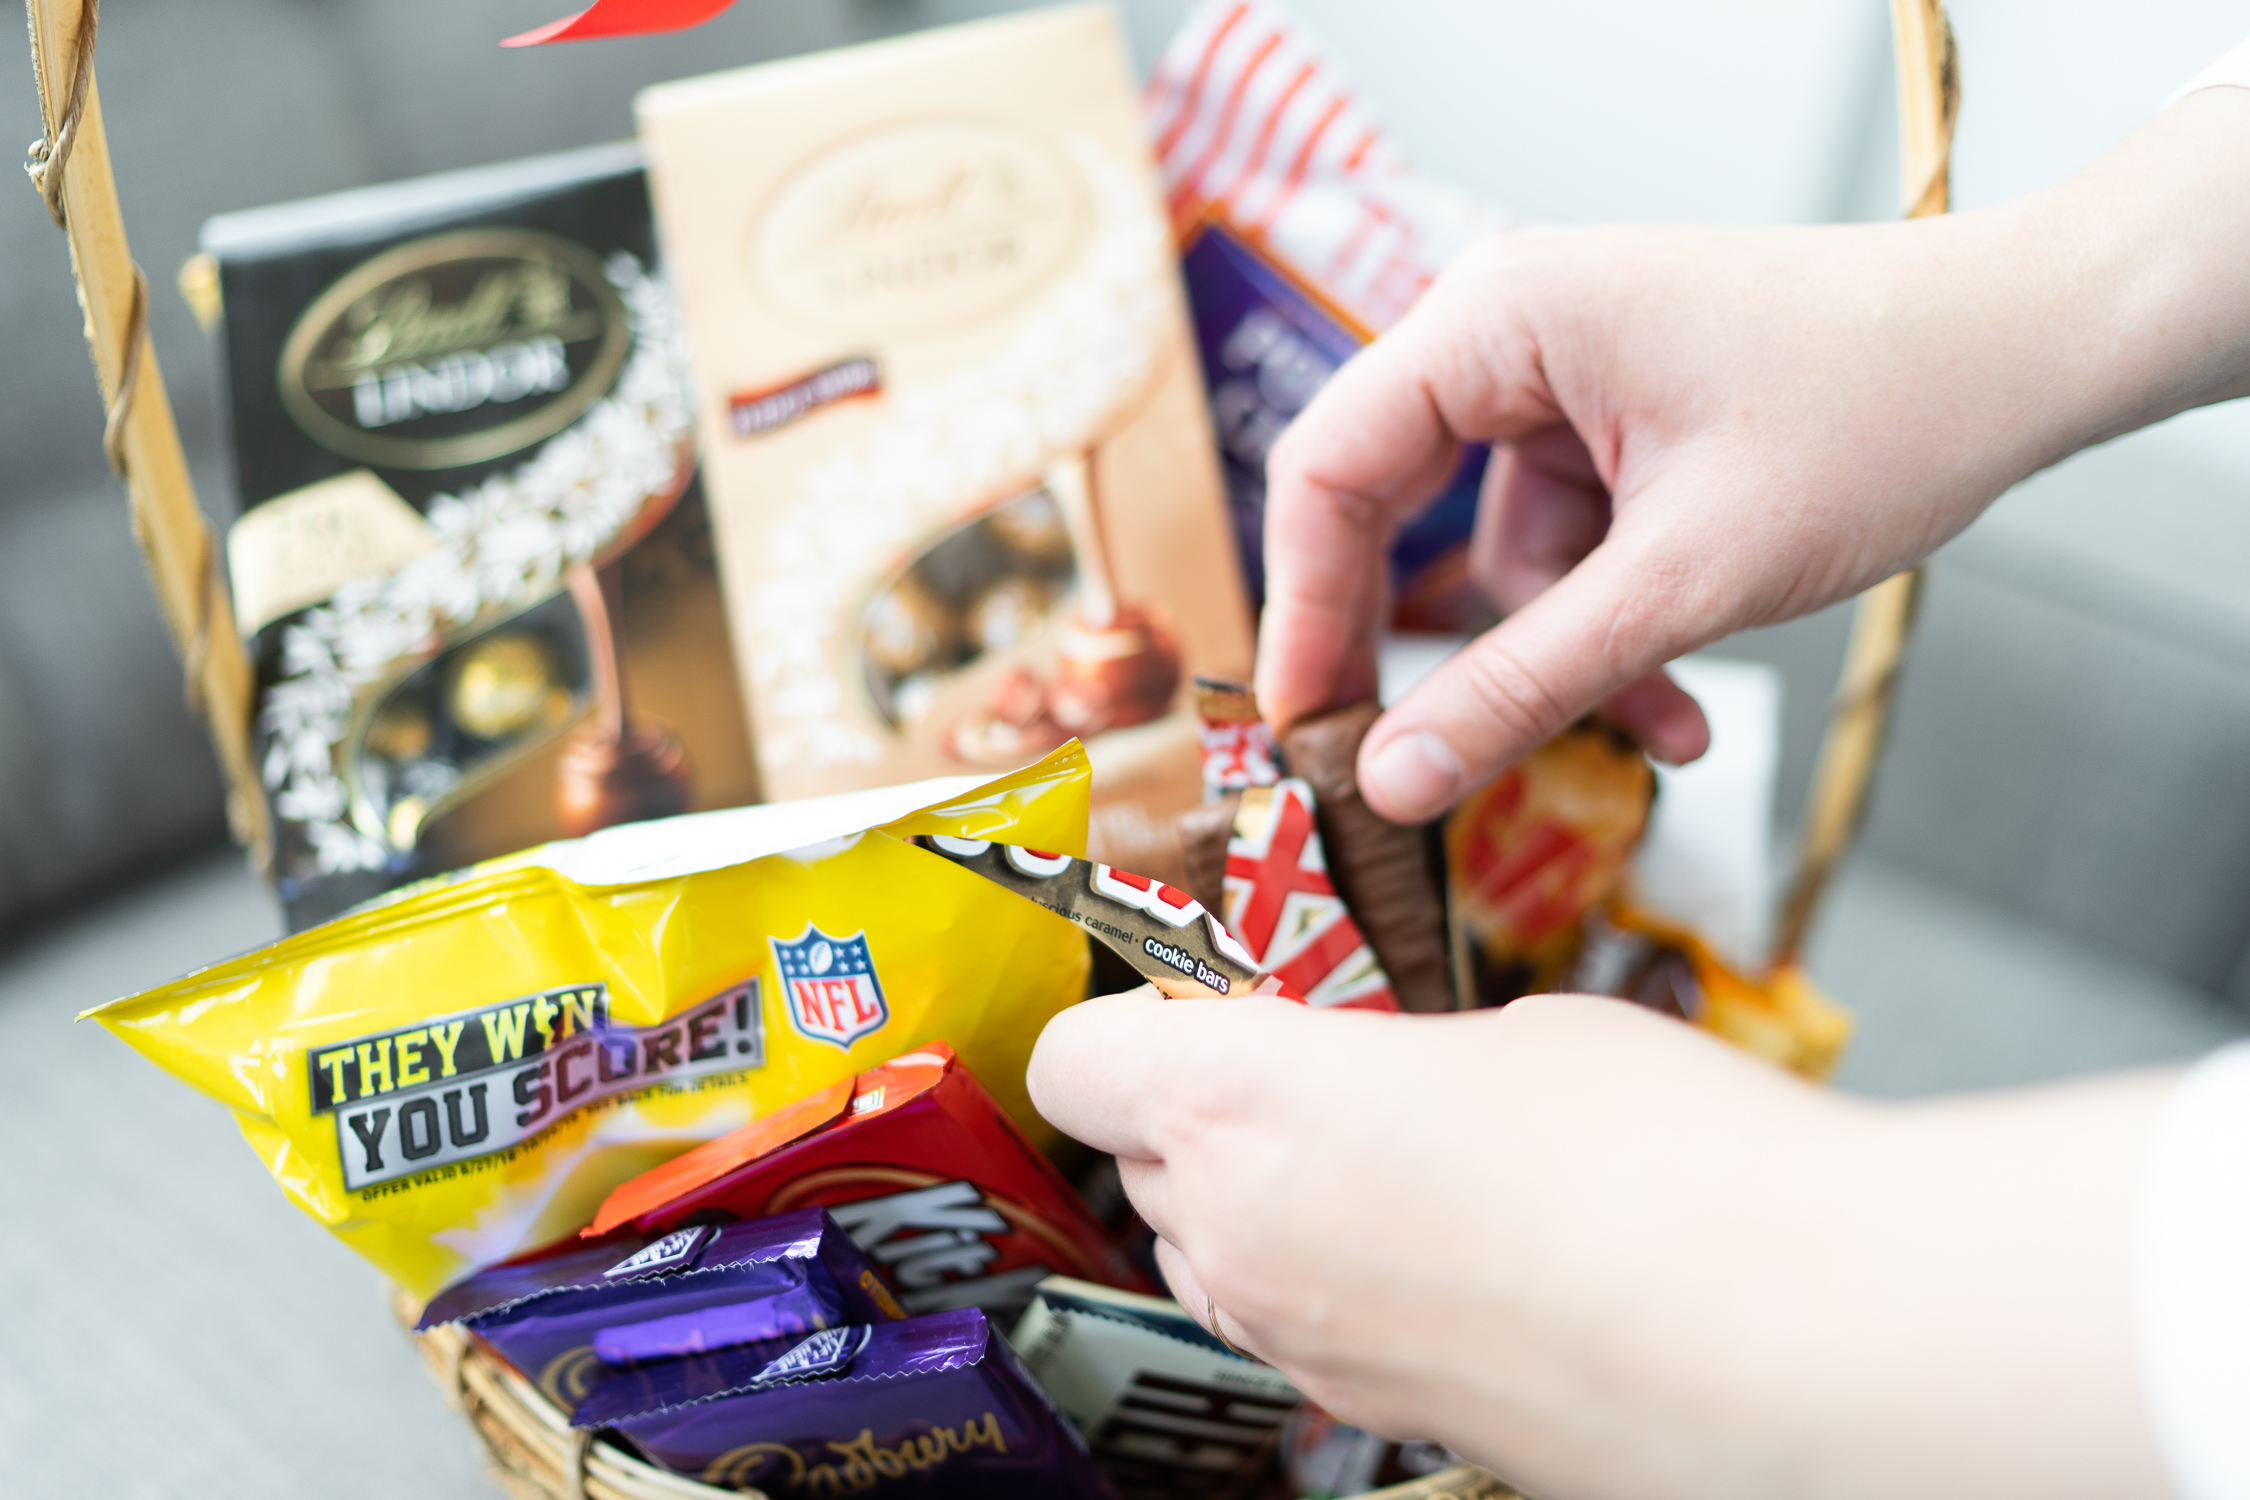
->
[1153, 1238, 1274, 1363]
[1028, 988, 1304, 1161]
[1596, 669, 1710, 766]
[1472, 426, 1612, 614]
[1027, 988, 1174, 1159]
[1467, 428, 1712, 767]
[1356, 537, 1699, 821]
[1252, 337, 1452, 729]
[1116, 1153, 1177, 1243]
[1256, 246, 1562, 730]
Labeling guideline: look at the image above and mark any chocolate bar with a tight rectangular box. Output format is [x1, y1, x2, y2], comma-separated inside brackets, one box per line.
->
[1010, 1276, 1299, 1500]
[573, 1309, 1115, 1498]
[1279, 703, 1456, 1013]
[586, 1043, 1154, 1318]
[1084, 798, 1239, 919]
[417, 1207, 899, 1408]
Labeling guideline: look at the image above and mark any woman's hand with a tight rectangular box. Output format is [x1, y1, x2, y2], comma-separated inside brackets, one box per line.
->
[1029, 990, 2172, 1500]
[1255, 88, 2250, 823]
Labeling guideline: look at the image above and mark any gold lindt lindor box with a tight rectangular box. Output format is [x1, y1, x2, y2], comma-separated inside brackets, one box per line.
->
[637, 3, 1254, 840]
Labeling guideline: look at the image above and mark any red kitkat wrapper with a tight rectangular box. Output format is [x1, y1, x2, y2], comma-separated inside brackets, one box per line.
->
[586, 1043, 1155, 1316]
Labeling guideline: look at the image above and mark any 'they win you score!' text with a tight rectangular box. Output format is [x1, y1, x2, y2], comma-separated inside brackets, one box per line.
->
[310, 981, 764, 1193]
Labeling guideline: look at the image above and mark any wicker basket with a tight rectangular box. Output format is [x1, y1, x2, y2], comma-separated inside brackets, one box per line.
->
[31, 3, 1957, 1498]
[397, 1293, 1522, 1500]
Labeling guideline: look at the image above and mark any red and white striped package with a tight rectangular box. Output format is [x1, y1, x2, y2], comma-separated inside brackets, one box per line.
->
[1146, 0, 1513, 336]
[1193, 680, 1399, 1011]
[1223, 778, 1399, 1011]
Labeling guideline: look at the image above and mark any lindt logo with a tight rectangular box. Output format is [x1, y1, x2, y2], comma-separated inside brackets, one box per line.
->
[279, 229, 630, 470]
[753, 121, 1092, 339]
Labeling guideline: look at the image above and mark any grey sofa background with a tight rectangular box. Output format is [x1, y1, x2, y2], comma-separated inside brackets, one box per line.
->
[4, 0, 2249, 1015]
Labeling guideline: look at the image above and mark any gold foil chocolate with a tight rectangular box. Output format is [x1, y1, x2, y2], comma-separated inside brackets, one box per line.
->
[449, 632, 570, 740]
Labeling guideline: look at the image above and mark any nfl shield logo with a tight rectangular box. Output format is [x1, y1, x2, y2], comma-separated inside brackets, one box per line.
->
[770, 926, 890, 1050]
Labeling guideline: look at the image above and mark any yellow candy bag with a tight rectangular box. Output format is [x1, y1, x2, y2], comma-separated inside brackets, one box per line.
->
[86, 745, 1095, 1298]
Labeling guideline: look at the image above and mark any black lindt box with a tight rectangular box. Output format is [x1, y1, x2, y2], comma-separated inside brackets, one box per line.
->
[201, 142, 757, 930]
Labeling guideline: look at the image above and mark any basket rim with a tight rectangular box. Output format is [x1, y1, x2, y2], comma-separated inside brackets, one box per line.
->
[398, 1290, 1516, 1500]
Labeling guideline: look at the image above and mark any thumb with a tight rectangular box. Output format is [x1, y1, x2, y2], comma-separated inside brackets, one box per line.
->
[1357, 537, 1694, 822]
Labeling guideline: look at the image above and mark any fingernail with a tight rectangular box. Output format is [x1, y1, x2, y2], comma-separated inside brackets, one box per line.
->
[1364, 731, 1462, 818]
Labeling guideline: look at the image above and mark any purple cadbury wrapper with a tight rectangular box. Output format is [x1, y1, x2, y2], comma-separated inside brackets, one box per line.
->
[415, 1208, 902, 1409]
[573, 1307, 1116, 1498]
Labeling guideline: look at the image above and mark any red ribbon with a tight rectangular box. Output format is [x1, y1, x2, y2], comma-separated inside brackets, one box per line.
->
[502, 0, 737, 48]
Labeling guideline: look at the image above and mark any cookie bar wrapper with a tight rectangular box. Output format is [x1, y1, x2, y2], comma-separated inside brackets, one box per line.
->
[574, 1309, 1116, 1498]
[418, 1208, 902, 1408]
[916, 837, 1276, 1001]
[587, 1042, 1157, 1317]
[1009, 1276, 1299, 1500]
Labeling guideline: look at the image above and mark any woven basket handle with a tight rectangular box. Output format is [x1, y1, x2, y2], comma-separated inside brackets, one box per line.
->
[1769, 0, 1959, 967]
[22, 0, 270, 864]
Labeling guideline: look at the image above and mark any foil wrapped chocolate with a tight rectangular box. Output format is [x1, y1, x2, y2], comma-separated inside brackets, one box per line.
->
[417, 1207, 901, 1408]
[574, 1309, 1115, 1498]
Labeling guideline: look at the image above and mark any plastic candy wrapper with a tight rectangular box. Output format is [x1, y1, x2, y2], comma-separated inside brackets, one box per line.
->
[1113, 684, 1447, 1012]
[1445, 723, 1655, 1004]
[1180, 679, 1397, 1011]
[588, 1042, 1156, 1317]
[1221, 780, 1398, 1011]
[1441, 718, 1850, 1078]
[572, 1309, 1116, 1498]
[1352, 1469, 1524, 1500]
[1260, 695, 1453, 1014]
[1010, 1275, 1300, 1500]
[84, 746, 1095, 1298]
[1274, 697, 1457, 1011]
[919, 840, 1282, 1003]
[1571, 902, 1851, 1081]
[1149, 0, 1513, 618]
[1195, 677, 1279, 797]
[1283, 1401, 1468, 1499]
[416, 1208, 902, 1408]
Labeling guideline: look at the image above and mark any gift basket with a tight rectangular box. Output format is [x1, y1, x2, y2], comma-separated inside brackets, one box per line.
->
[25, 0, 1956, 1496]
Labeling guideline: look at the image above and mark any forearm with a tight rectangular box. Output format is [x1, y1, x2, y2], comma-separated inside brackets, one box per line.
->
[1771, 1075, 2174, 1500]
[2033, 85, 2250, 448]
[1413, 1008, 2175, 1500]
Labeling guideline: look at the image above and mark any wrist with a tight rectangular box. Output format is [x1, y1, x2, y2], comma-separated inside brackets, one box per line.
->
[2004, 86, 2250, 457]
